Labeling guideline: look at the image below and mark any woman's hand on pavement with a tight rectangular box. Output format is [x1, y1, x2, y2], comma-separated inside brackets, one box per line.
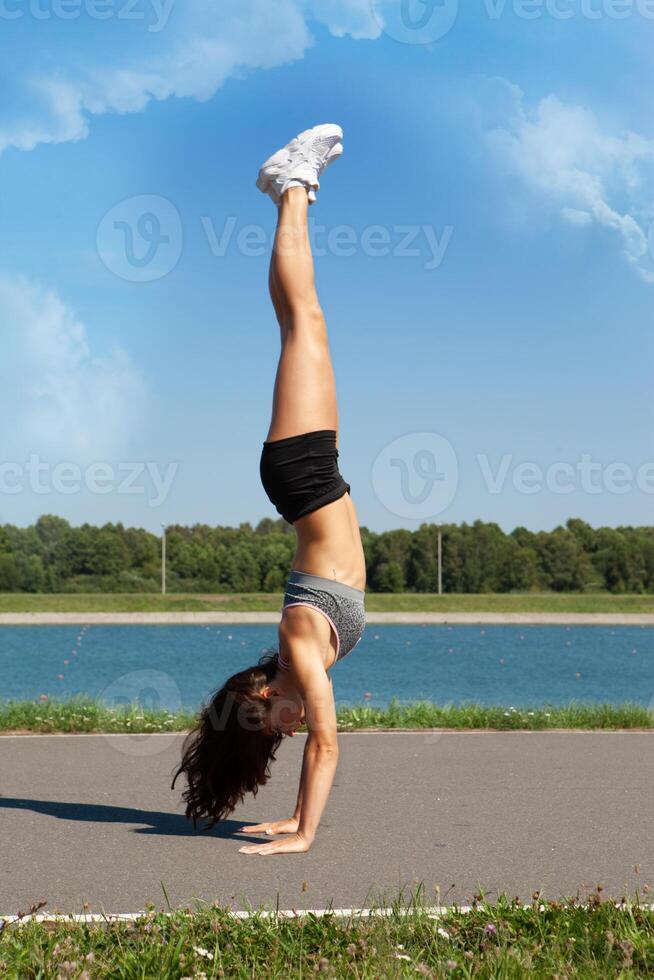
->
[238, 831, 312, 855]
[238, 817, 299, 836]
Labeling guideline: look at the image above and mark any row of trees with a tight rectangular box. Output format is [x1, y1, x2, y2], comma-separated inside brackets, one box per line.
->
[1, 516, 653, 594]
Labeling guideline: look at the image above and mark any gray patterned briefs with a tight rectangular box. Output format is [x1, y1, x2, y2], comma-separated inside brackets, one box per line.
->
[278, 569, 366, 666]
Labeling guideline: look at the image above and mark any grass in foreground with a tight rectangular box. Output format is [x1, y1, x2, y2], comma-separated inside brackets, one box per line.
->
[1, 698, 653, 733]
[1, 591, 653, 614]
[2, 887, 653, 978]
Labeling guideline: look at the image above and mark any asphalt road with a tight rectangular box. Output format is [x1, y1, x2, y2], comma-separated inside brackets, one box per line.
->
[1, 731, 652, 915]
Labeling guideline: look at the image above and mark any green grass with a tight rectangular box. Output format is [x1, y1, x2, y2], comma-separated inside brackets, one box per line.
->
[1, 698, 653, 733]
[0, 591, 653, 614]
[2, 886, 653, 978]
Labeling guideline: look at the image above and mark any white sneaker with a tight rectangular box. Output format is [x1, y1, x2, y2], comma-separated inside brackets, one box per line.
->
[256, 123, 343, 206]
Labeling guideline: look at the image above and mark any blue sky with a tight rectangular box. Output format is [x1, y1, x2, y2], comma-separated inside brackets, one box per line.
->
[1, 0, 653, 534]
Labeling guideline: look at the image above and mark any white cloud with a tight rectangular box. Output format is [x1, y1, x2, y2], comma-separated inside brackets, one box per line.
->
[0, 2, 381, 482]
[310, 0, 382, 39]
[0, 0, 380, 157]
[0, 77, 89, 154]
[0, 0, 381, 472]
[0, 276, 147, 460]
[480, 77, 654, 282]
[561, 207, 593, 227]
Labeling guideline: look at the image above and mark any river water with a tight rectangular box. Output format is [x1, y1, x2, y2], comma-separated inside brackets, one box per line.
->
[1, 624, 652, 712]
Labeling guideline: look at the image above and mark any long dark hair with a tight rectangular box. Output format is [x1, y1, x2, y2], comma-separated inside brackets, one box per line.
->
[171, 650, 284, 831]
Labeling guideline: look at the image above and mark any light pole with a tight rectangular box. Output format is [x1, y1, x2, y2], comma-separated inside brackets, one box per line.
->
[437, 526, 443, 596]
[161, 523, 167, 596]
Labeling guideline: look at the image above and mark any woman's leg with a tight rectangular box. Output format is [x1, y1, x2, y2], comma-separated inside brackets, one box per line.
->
[265, 187, 339, 446]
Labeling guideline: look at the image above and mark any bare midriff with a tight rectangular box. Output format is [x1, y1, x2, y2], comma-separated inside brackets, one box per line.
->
[291, 492, 366, 591]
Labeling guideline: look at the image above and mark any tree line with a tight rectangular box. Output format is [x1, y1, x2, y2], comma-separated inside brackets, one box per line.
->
[0, 516, 653, 594]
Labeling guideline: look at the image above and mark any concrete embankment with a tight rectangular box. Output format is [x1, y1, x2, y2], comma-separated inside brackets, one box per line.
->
[1, 612, 654, 626]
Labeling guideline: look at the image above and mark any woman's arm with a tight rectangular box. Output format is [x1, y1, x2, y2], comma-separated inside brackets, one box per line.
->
[292, 736, 310, 820]
[239, 673, 334, 840]
[239, 620, 339, 855]
[238, 724, 324, 840]
[293, 674, 334, 819]
[295, 732, 339, 844]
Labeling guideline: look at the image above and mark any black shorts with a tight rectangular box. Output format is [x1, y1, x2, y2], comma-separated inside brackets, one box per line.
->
[259, 429, 351, 525]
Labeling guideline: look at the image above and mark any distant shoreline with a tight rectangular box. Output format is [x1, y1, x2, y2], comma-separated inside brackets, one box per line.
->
[2, 611, 654, 626]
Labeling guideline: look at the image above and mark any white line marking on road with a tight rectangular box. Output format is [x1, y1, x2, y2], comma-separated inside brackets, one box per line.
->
[2, 902, 652, 924]
[1, 908, 461, 924]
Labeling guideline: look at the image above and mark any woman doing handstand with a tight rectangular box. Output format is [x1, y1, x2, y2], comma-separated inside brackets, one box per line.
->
[172, 123, 367, 856]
